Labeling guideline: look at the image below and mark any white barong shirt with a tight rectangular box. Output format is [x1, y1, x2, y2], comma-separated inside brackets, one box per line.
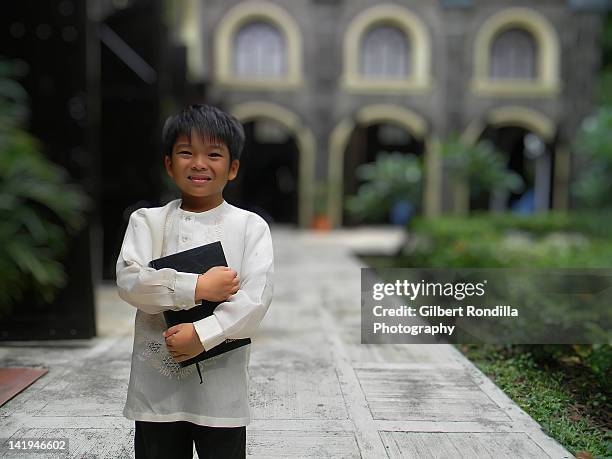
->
[116, 198, 273, 427]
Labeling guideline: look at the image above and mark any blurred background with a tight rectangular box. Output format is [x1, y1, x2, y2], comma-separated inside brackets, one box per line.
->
[2, 1, 612, 455]
[0, 0, 610, 346]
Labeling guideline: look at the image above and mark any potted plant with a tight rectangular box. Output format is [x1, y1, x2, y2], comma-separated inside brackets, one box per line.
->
[311, 181, 331, 231]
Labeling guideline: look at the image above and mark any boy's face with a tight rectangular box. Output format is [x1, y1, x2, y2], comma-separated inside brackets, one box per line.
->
[164, 130, 239, 209]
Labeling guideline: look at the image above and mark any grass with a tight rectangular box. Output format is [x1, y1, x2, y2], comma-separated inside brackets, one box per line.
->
[458, 345, 610, 458]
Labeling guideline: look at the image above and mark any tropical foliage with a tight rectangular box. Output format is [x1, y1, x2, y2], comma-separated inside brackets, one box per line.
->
[573, 106, 612, 209]
[346, 151, 422, 223]
[0, 57, 91, 316]
[440, 136, 524, 198]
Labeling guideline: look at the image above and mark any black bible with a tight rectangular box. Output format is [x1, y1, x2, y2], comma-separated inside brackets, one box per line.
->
[148, 241, 251, 368]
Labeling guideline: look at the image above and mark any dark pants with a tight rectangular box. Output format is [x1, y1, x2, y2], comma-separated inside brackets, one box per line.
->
[134, 420, 246, 459]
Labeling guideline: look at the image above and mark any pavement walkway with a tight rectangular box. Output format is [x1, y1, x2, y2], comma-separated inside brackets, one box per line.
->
[0, 227, 573, 458]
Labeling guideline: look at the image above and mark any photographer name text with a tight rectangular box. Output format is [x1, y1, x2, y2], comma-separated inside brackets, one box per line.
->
[370, 281, 518, 336]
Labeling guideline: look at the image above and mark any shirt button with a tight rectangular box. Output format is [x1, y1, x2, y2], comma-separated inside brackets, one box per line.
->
[182, 236, 189, 242]
[185, 216, 191, 221]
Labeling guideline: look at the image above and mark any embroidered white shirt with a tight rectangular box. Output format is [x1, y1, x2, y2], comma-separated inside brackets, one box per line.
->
[116, 198, 274, 427]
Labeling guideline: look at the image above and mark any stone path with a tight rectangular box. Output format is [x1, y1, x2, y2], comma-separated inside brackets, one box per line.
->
[0, 227, 573, 458]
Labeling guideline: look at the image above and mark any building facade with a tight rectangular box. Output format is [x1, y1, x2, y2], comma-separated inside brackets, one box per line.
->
[170, 0, 607, 227]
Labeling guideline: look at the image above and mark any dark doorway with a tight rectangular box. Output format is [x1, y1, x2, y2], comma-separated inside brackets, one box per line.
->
[225, 119, 299, 224]
[343, 123, 424, 226]
[476, 126, 554, 212]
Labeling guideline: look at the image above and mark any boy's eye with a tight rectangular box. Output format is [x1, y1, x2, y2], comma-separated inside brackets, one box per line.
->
[178, 151, 192, 155]
[209, 152, 222, 157]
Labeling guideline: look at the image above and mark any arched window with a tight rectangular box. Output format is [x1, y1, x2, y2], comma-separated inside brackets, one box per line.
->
[233, 22, 286, 77]
[360, 25, 410, 78]
[489, 28, 536, 80]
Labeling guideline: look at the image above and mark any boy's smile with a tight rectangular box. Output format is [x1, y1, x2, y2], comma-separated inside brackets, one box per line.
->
[164, 130, 240, 212]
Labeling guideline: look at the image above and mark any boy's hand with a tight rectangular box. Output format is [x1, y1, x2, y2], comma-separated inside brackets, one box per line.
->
[196, 266, 239, 302]
[163, 323, 205, 362]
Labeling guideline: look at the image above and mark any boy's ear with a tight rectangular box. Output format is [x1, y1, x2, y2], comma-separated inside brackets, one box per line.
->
[228, 159, 240, 181]
[164, 155, 174, 178]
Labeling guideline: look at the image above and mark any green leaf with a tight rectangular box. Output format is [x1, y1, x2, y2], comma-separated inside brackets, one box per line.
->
[0, 56, 89, 315]
[346, 151, 423, 223]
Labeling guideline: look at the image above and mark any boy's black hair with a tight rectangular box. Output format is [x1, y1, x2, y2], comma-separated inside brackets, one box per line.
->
[162, 104, 245, 162]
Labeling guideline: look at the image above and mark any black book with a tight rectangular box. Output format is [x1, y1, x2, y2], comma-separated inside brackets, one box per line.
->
[148, 241, 251, 367]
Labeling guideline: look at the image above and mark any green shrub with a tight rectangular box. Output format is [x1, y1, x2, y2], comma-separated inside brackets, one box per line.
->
[397, 213, 612, 397]
[0, 57, 91, 317]
[440, 136, 524, 198]
[573, 106, 612, 209]
[346, 151, 422, 223]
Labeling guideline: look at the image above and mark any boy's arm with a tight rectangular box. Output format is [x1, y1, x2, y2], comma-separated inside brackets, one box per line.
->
[193, 215, 274, 351]
[116, 209, 200, 314]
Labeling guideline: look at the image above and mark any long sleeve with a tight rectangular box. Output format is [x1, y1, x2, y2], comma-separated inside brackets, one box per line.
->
[194, 215, 274, 351]
[116, 209, 200, 314]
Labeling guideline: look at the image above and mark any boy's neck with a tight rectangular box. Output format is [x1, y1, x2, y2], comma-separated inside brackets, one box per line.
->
[179, 194, 224, 213]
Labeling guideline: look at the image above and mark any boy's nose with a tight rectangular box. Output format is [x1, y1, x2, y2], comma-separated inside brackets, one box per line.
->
[192, 161, 208, 170]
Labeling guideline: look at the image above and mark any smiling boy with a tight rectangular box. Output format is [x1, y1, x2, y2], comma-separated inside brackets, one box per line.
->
[116, 104, 274, 458]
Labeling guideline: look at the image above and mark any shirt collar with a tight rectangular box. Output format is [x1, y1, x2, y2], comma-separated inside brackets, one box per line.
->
[175, 199, 229, 220]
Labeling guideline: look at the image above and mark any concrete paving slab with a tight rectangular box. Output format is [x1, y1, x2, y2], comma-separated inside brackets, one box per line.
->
[381, 431, 550, 459]
[248, 430, 360, 458]
[357, 367, 511, 422]
[250, 356, 348, 420]
[0, 227, 573, 458]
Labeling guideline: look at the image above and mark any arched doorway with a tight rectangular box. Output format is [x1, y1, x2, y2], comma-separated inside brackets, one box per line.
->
[343, 122, 424, 225]
[224, 118, 299, 224]
[328, 105, 430, 227]
[475, 125, 554, 212]
[229, 102, 315, 227]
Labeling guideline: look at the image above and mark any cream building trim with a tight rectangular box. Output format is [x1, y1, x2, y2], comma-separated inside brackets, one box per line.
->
[487, 106, 556, 141]
[328, 105, 431, 227]
[472, 7, 561, 97]
[230, 102, 314, 227]
[328, 118, 356, 228]
[356, 104, 427, 136]
[214, 2, 303, 90]
[341, 4, 432, 93]
[178, 0, 205, 81]
[462, 106, 556, 144]
[460, 119, 487, 145]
